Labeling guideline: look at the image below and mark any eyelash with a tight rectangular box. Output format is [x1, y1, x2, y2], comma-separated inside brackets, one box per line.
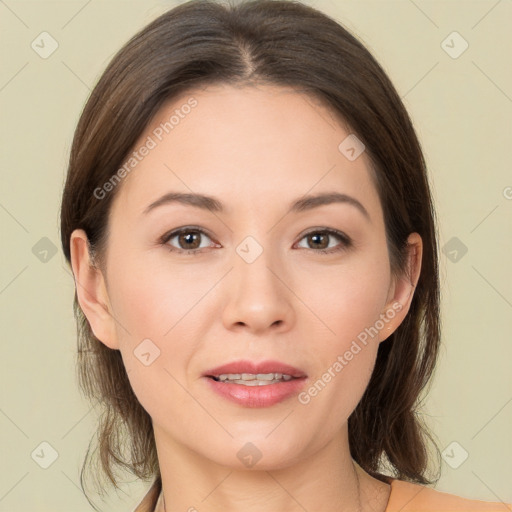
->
[159, 226, 353, 256]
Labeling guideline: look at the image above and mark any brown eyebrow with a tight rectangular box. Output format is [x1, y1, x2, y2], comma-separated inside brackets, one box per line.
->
[143, 191, 371, 222]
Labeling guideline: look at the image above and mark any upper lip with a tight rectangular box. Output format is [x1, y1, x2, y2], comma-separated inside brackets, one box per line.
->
[203, 359, 307, 378]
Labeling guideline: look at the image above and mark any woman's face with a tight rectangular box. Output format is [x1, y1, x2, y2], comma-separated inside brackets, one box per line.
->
[72, 83, 421, 470]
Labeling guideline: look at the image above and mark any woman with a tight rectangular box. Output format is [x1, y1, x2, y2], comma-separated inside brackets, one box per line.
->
[59, 1, 510, 511]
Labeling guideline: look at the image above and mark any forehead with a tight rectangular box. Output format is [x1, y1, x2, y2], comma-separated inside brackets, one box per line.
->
[110, 83, 382, 223]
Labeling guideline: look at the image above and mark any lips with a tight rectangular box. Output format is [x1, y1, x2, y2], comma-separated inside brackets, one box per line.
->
[203, 359, 309, 407]
[203, 359, 307, 379]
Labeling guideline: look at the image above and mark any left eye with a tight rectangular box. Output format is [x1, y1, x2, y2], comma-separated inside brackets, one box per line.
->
[160, 227, 351, 255]
[295, 229, 351, 253]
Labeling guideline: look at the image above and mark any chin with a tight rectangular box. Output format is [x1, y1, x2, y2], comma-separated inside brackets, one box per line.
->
[205, 437, 308, 471]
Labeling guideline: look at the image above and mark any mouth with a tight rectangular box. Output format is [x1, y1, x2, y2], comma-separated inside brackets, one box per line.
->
[203, 359, 307, 386]
[208, 372, 302, 386]
[202, 360, 308, 407]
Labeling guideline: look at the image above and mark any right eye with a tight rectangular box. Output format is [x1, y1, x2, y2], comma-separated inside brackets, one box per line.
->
[160, 227, 217, 255]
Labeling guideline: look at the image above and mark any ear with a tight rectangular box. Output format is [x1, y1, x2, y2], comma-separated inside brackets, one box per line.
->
[69, 229, 119, 350]
[379, 232, 423, 342]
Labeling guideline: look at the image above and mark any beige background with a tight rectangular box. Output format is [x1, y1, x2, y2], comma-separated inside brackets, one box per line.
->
[1, 0, 511, 510]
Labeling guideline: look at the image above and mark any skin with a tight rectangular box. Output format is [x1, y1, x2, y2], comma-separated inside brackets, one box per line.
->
[70, 83, 422, 512]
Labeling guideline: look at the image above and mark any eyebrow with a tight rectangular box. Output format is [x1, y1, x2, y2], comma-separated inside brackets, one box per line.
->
[143, 191, 371, 222]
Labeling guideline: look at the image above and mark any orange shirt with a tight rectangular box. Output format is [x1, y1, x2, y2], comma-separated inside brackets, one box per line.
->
[133, 476, 512, 512]
[384, 477, 511, 511]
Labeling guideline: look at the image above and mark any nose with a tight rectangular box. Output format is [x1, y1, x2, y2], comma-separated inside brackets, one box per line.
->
[221, 243, 295, 335]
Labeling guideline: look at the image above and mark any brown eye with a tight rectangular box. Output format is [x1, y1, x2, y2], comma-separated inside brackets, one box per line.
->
[296, 229, 351, 254]
[305, 232, 329, 250]
[161, 227, 214, 254]
[176, 231, 202, 250]
[160, 226, 351, 256]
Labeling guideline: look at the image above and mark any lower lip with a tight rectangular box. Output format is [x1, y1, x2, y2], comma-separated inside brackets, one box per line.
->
[204, 376, 308, 407]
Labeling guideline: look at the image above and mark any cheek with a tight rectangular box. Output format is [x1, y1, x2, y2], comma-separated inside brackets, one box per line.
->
[106, 249, 210, 341]
[104, 256, 201, 404]
[299, 254, 390, 346]
[297, 253, 390, 412]
[110, 263, 202, 421]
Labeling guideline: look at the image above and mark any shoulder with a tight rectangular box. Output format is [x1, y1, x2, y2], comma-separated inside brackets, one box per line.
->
[385, 478, 511, 512]
[132, 477, 161, 512]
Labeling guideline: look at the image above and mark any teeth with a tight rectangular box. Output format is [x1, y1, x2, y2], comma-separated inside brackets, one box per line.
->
[230, 379, 282, 386]
[220, 373, 241, 380]
[215, 372, 295, 384]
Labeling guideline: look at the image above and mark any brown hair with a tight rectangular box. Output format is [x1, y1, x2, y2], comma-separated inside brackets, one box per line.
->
[60, 0, 442, 509]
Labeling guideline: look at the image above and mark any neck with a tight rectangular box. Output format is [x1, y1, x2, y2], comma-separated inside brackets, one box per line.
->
[154, 425, 372, 512]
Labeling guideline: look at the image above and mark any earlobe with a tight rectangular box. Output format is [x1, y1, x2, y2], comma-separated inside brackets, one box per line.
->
[69, 229, 119, 350]
[380, 232, 423, 341]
